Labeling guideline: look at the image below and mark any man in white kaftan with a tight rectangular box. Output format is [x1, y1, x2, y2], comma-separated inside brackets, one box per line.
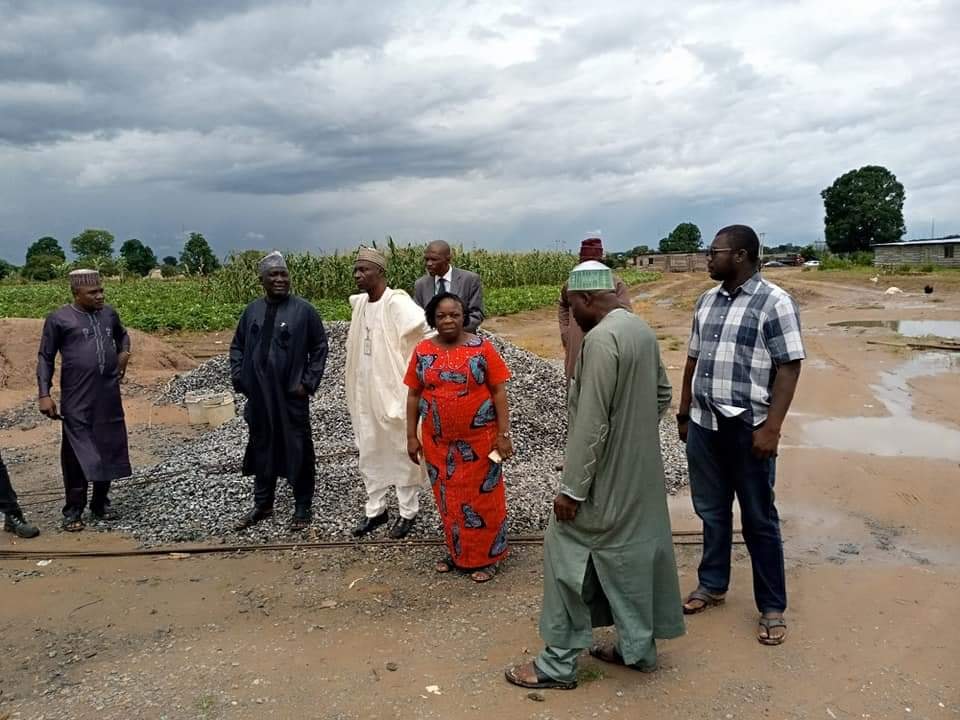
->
[346, 246, 431, 539]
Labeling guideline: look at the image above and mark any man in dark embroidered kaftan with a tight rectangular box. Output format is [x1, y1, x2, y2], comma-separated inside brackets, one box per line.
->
[230, 252, 328, 531]
[37, 269, 132, 531]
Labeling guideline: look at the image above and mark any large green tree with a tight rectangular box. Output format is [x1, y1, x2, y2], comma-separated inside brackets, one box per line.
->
[179, 232, 220, 275]
[659, 222, 702, 253]
[23, 236, 67, 280]
[71, 228, 115, 260]
[821, 166, 905, 252]
[0, 259, 16, 280]
[25, 236, 66, 265]
[119, 238, 158, 276]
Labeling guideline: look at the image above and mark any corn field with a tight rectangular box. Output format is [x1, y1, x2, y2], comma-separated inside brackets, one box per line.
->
[214, 239, 581, 305]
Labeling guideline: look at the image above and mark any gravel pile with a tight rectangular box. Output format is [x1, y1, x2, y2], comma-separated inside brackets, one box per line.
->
[111, 322, 687, 544]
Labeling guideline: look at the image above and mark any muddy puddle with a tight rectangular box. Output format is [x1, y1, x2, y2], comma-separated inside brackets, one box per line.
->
[802, 352, 960, 460]
[829, 319, 960, 339]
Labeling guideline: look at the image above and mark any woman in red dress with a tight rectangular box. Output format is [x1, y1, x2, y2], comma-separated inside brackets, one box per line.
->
[404, 292, 514, 582]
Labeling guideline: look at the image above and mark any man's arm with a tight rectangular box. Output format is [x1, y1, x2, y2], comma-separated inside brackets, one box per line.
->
[557, 335, 618, 509]
[300, 307, 328, 394]
[228, 309, 247, 395]
[463, 273, 485, 332]
[37, 315, 61, 418]
[558, 283, 570, 349]
[657, 353, 673, 420]
[113, 309, 131, 378]
[753, 360, 802, 458]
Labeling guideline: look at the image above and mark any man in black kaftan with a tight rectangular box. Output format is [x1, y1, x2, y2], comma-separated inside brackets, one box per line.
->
[230, 252, 328, 531]
[37, 269, 131, 531]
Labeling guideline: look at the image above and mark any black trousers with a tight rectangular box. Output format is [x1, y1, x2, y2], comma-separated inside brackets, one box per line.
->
[0, 449, 24, 518]
[62, 438, 110, 517]
[253, 465, 314, 511]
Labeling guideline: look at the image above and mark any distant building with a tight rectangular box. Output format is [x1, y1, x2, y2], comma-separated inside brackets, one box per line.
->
[873, 237, 960, 268]
[632, 252, 708, 273]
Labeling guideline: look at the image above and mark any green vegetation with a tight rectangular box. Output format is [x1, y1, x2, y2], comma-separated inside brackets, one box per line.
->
[0, 250, 661, 332]
[821, 165, 905, 252]
[817, 251, 875, 270]
[659, 222, 702, 253]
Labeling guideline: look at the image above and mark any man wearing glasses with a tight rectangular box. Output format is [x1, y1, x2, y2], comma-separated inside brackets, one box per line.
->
[676, 225, 804, 646]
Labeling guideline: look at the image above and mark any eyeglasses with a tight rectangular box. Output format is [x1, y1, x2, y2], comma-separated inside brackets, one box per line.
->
[706, 248, 738, 258]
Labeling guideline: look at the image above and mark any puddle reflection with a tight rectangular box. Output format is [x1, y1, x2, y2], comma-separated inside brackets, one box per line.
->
[802, 352, 960, 460]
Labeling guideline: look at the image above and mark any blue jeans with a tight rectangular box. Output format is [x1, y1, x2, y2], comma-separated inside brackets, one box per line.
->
[686, 417, 787, 613]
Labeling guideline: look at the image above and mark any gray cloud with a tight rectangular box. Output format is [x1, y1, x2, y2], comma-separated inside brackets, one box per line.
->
[1, 0, 958, 263]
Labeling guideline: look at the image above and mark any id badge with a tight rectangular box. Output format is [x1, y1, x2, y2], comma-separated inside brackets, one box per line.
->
[363, 337, 372, 355]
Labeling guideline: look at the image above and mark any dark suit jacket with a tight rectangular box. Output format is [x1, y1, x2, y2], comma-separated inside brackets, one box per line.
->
[413, 267, 485, 332]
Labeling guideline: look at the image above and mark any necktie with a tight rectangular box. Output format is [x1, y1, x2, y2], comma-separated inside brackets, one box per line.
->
[437, 277, 446, 295]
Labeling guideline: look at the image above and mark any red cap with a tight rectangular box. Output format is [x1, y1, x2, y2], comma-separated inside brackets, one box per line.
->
[579, 237, 604, 261]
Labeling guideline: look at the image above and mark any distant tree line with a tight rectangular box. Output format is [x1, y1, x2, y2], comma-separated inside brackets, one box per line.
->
[12, 230, 220, 281]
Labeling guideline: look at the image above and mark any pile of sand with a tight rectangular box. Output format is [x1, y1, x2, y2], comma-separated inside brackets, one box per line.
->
[0, 318, 196, 392]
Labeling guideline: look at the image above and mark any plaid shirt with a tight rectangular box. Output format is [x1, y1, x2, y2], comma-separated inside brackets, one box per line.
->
[688, 273, 805, 430]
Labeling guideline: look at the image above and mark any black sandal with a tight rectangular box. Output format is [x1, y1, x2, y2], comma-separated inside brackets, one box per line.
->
[63, 515, 85, 532]
[757, 615, 787, 646]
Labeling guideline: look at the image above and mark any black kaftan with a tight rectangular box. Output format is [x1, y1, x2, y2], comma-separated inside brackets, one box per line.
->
[229, 295, 328, 482]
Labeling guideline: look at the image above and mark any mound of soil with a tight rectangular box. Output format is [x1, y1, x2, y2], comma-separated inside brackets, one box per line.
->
[0, 318, 196, 391]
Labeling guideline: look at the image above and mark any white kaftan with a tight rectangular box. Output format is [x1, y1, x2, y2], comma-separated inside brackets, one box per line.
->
[345, 288, 431, 498]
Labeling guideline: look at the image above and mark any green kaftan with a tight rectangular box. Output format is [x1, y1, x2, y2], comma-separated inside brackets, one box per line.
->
[539, 309, 685, 664]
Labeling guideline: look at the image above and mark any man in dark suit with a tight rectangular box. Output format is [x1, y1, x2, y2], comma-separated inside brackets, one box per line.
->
[413, 240, 485, 332]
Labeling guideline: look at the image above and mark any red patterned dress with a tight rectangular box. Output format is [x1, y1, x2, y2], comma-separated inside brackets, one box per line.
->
[404, 336, 511, 569]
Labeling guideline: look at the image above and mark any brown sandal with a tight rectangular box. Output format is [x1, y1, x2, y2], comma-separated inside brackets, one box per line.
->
[504, 662, 577, 690]
[683, 587, 726, 614]
[435, 556, 454, 573]
[470, 564, 497, 583]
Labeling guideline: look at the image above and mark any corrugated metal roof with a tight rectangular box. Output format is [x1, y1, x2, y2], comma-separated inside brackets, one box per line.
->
[873, 238, 960, 247]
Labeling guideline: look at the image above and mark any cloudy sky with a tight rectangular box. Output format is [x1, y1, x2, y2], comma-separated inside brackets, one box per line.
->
[1, 0, 957, 263]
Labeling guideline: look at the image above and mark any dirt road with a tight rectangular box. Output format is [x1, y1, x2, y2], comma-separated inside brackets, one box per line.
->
[2, 269, 958, 719]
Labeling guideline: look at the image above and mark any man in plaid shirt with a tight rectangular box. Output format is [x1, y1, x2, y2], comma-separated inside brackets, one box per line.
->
[677, 224, 804, 646]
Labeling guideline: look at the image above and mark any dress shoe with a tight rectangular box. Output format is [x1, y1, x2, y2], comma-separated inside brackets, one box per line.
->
[3, 513, 40, 539]
[352, 511, 388, 537]
[234, 506, 274, 531]
[389, 516, 416, 539]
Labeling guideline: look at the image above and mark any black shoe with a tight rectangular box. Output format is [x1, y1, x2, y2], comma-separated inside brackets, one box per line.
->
[234, 507, 274, 531]
[352, 511, 388, 537]
[4, 513, 40, 539]
[389, 516, 416, 539]
[289, 505, 311, 531]
[89, 505, 116, 522]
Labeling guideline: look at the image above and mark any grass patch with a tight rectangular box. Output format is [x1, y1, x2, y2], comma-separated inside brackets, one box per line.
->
[577, 666, 606, 683]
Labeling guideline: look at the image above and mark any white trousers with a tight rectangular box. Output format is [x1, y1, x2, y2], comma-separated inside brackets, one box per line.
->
[365, 484, 420, 520]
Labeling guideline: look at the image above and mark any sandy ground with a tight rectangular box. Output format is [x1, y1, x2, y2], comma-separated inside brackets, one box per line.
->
[1, 270, 959, 720]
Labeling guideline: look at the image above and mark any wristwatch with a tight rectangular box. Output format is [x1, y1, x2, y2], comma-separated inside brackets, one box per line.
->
[675, 413, 690, 423]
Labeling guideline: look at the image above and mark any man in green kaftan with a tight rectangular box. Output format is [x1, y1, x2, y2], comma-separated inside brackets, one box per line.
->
[506, 261, 684, 690]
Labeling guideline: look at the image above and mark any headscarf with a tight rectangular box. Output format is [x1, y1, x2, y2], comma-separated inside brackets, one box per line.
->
[69, 269, 101, 291]
[579, 237, 604, 261]
[567, 260, 615, 292]
[258, 251, 287, 277]
[356, 246, 387, 271]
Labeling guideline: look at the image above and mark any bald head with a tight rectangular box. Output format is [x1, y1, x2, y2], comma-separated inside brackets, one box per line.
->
[424, 240, 452, 277]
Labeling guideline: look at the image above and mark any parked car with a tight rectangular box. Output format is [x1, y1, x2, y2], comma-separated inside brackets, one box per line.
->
[803, 259, 821, 267]
[763, 260, 785, 267]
